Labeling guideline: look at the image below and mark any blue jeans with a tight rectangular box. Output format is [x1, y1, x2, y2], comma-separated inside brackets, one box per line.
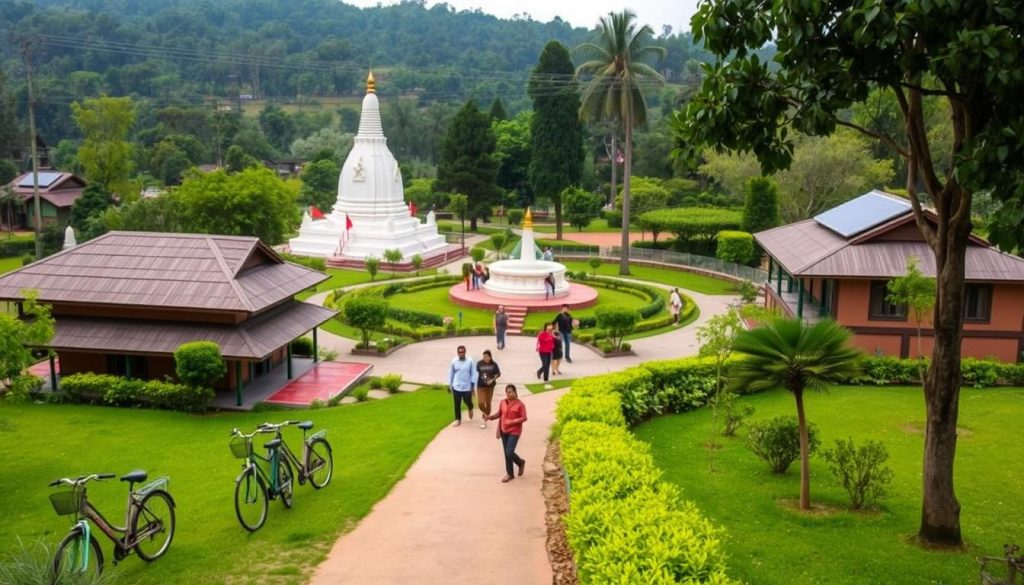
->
[496, 328, 506, 349]
[560, 331, 572, 360]
[500, 432, 524, 477]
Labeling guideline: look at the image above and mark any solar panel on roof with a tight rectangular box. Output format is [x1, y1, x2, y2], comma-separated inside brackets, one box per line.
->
[814, 190, 911, 238]
[17, 172, 63, 188]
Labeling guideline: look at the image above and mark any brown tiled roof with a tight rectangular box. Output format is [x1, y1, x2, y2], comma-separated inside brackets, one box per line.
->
[756, 218, 1024, 281]
[48, 301, 336, 359]
[0, 232, 328, 312]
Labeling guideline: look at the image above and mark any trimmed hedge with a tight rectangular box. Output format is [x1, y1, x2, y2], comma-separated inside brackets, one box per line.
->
[715, 230, 755, 265]
[840, 356, 1024, 388]
[279, 252, 327, 272]
[555, 359, 737, 583]
[57, 373, 214, 413]
[0, 238, 36, 258]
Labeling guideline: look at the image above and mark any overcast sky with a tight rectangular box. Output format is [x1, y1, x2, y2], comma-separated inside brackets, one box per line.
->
[343, 0, 702, 33]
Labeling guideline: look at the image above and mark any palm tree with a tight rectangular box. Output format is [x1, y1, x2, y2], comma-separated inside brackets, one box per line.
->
[575, 10, 665, 275]
[729, 318, 861, 510]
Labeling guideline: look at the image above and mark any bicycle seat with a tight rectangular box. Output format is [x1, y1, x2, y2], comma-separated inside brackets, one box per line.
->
[297, 421, 314, 430]
[120, 470, 148, 484]
[264, 438, 282, 450]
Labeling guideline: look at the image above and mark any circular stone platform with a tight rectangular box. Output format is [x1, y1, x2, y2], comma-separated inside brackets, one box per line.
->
[448, 282, 599, 310]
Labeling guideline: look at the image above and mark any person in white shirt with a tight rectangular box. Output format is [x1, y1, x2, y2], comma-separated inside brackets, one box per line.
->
[669, 288, 683, 325]
[448, 345, 477, 427]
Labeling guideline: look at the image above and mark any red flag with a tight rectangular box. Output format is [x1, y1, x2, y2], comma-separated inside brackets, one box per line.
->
[310, 205, 325, 219]
[409, 201, 417, 217]
[345, 215, 353, 230]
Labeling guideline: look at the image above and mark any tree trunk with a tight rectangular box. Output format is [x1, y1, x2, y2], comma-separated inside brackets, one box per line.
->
[609, 134, 617, 208]
[919, 202, 969, 546]
[794, 388, 811, 510]
[554, 194, 563, 240]
[619, 116, 632, 276]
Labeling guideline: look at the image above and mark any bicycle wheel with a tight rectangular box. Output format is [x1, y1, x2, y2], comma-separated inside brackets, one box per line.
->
[306, 437, 333, 489]
[276, 457, 294, 509]
[234, 467, 268, 532]
[133, 489, 176, 561]
[53, 528, 104, 578]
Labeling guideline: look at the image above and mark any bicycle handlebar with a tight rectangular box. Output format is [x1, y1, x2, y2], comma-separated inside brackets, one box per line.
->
[230, 428, 265, 440]
[48, 473, 115, 487]
[258, 420, 299, 431]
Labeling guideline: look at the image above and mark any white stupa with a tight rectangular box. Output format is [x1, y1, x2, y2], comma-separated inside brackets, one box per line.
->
[288, 72, 447, 260]
[483, 208, 569, 299]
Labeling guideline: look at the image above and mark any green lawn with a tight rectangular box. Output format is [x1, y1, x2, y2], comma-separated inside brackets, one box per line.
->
[0, 390, 450, 584]
[562, 261, 738, 295]
[0, 256, 23, 275]
[635, 386, 1024, 585]
[533, 218, 614, 233]
[295, 267, 436, 301]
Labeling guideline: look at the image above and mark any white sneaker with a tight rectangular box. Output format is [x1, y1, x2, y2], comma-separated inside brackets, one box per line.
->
[480, 422, 487, 429]
[451, 420, 461, 427]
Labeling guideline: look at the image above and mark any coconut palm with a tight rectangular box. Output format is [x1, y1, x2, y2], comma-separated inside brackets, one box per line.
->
[575, 10, 665, 275]
[729, 318, 861, 510]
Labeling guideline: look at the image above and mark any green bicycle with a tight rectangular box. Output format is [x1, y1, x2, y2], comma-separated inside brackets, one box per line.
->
[257, 420, 333, 489]
[229, 427, 294, 532]
[48, 471, 176, 578]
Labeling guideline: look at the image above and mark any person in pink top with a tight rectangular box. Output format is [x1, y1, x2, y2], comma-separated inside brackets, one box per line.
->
[535, 323, 555, 381]
[486, 384, 527, 483]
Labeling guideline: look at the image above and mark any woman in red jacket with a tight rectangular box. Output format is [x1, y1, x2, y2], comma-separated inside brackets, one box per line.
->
[535, 323, 555, 382]
[486, 384, 527, 483]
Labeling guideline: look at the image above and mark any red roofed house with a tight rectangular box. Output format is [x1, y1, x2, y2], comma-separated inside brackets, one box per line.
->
[756, 191, 1024, 362]
[3, 171, 87, 230]
[0, 231, 336, 405]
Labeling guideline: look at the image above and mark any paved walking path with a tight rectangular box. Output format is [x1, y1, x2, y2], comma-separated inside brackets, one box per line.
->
[305, 282, 736, 584]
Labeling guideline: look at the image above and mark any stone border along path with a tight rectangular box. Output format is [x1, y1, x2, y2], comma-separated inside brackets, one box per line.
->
[304, 262, 737, 584]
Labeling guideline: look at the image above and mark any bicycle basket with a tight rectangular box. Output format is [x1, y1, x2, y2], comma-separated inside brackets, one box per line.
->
[49, 489, 82, 516]
[229, 436, 251, 459]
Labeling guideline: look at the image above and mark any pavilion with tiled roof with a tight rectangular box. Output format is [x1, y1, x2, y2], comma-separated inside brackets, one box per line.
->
[0, 231, 336, 404]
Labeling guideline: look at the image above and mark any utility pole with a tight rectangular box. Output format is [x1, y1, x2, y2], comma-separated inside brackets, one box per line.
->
[20, 37, 43, 260]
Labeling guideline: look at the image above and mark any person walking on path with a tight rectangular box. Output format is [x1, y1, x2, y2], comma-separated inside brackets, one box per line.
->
[544, 272, 556, 299]
[535, 324, 555, 381]
[494, 305, 508, 350]
[485, 384, 527, 483]
[448, 345, 476, 427]
[553, 304, 574, 363]
[551, 330, 563, 375]
[475, 350, 501, 429]
[669, 288, 683, 325]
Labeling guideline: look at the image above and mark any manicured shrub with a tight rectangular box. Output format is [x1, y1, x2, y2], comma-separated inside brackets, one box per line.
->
[351, 384, 370, 402]
[638, 207, 743, 243]
[715, 391, 755, 436]
[470, 247, 486, 263]
[57, 373, 212, 413]
[507, 209, 523, 226]
[736, 280, 759, 303]
[741, 177, 780, 234]
[291, 336, 314, 356]
[381, 373, 403, 393]
[595, 306, 640, 349]
[344, 296, 389, 348]
[961, 357, 1000, 388]
[174, 341, 226, 388]
[821, 437, 895, 509]
[747, 416, 819, 474]
[716, 230, 755, 264]
[144, 379, 214, 413]
[365, 256, 380, 281]
[279, 252, 326, 272]
[603, 209, 622, 228]
[587, 256, 602, 274]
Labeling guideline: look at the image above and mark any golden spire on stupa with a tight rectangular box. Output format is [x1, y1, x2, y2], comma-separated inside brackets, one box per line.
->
[523, 207, 534, 229]
[366, 71, 376, 94]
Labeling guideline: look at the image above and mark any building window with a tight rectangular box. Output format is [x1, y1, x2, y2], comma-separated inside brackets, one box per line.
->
[964, 284, 992, 322]
[868, 281, 906, 320]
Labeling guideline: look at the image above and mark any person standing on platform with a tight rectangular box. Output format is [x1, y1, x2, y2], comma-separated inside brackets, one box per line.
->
[475, 350, 501, 429]
[494, 305, 509, 350]
[485, 384, 527, 483]
[535, 323, 555, 382]
[448, 345, 476, 427]
[553, 304, 575, 363]
[544, 272, 556, 299]
[543, 246, 554, 261]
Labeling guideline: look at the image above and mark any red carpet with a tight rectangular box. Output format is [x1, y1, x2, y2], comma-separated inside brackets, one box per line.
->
[264, 361, 373, 406]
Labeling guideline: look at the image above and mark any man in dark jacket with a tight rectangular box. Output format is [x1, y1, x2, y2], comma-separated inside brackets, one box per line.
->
[552, 304, 574, 363]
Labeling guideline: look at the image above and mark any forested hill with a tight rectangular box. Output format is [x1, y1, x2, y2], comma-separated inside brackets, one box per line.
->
[2, 0, 703, 100]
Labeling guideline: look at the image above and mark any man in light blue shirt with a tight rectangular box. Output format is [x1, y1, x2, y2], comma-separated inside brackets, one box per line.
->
[448, 345, 477, 427]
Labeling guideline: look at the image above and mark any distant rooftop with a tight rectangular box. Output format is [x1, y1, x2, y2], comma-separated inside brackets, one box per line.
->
[17, 171, 63, 188]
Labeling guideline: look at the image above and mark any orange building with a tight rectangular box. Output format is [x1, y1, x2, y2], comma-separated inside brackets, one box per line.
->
[0, 232, 336, 404]
[756, 191, 1024, 362]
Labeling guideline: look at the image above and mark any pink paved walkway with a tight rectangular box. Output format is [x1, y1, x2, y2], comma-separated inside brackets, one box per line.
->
[308, 389, 562, 585]
[264, 362, 372, 406]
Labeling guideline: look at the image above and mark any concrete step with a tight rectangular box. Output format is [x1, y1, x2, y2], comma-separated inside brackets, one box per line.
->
[505, 306, 528, 334]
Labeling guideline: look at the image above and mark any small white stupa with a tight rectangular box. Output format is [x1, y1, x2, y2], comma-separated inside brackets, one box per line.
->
[288, 72, 447, 260]
[483, 208, 569, 299]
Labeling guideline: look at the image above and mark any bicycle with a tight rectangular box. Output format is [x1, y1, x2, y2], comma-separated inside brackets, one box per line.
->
[48, 470, 176, 578]
[257, 420, 333, 490]
[229, 427, 295, 532]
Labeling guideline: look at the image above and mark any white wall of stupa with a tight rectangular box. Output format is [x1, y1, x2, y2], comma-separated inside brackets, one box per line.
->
[288, 72, 448, 260]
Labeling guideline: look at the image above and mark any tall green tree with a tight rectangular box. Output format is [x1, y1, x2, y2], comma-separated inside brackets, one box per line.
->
[741, 177, 780, 235]
[434, 101, 501, 231]
[299, 158, 340, 211]
[71, 96, 137, 197]
[492, 112, 532, 203]
[0, 292, 55, 400]
[674, 0, 1024, 545]
[174, 167, 299, 245]
[529, 40, 585, 240]
[488, 98, 508, 121]
[729, 318, 861, 511]
[575, 10, 665, 274]
[69, 184, 113, 241]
